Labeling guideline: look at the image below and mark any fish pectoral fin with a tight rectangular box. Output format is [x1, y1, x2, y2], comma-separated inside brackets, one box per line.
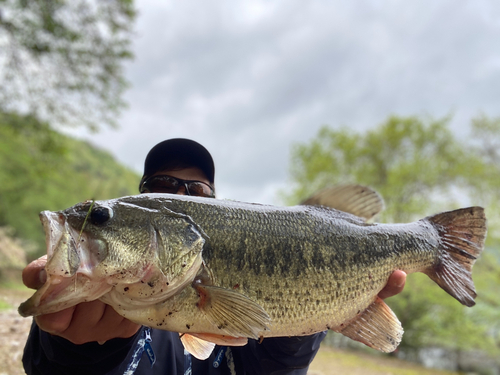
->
[333, 296, 402, 353]
[180, 333, 216, 360]
[301, 184, 384, 221]
[193, 284, 270, 339]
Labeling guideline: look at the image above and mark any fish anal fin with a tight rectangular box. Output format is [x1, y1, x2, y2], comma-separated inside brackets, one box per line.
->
[180, 333, 216, 360]
[334, 296, 402, 353]
[301, 184, 384, 221]
[193, 283, 270, 339]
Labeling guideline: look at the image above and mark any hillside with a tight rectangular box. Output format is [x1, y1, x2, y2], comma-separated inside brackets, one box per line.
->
[1, 112, 499, 374]
[0, 112, 140, 259]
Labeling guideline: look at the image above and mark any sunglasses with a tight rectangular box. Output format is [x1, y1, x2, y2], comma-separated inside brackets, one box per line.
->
[140, 175, 215, 198]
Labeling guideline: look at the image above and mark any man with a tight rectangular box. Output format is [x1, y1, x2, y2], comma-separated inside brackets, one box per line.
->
[22, 138, 406, 374]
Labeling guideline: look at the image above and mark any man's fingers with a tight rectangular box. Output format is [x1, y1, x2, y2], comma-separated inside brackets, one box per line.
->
[35, 306, 76, 336]
[22, 255, 48, 290]
[378, 270, 407, 300]
[98, 304, 141, 340]
[36, 300, 141, 345]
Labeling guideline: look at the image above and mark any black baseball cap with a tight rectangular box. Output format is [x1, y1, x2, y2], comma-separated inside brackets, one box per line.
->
[139, 139, 215, 191]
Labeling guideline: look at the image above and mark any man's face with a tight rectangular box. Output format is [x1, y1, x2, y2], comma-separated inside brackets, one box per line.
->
[148, 167, 212, 196]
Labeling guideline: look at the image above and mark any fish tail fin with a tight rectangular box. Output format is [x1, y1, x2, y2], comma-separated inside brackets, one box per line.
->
[425, 206, 486, 307]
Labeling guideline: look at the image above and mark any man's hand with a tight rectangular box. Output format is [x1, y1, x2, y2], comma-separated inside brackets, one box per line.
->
[22, 256, 140, 344]
[378, 270, 406, 300]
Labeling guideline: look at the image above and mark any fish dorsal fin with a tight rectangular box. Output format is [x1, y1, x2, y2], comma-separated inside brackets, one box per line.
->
[301, 184, 384, 221]
[193, 284, 270, 339]
[180, 333, 216, 360]
[333, 296, 403, 352]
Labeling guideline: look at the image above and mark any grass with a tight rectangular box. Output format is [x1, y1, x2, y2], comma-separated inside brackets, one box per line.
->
[0, 280, 33, 311]
[0, 299, 11, 311]
[308, 346, 459, 375]
[0, 280, 30, 291]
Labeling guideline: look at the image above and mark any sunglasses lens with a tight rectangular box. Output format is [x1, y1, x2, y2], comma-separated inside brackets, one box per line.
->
[141, 175, 214, 197]
[142, 176, 179, 194]
[187, 182, 214, 198]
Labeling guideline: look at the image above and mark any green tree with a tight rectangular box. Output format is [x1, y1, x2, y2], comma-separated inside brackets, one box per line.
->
[0, 0, 136, 131]
[285, 115, 499, 225]
[0, 112, 140, 258]
[284, 115, 500, 356]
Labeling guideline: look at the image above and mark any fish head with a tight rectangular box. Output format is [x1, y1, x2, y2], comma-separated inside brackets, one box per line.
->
[19, 197, 206, 317]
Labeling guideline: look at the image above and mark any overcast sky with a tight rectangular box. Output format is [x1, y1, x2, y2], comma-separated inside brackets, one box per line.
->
[75, 0, 500, 205]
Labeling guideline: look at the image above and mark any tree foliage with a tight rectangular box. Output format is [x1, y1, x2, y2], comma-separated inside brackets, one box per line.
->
[0, 112, 140, 258]
[0, 0, 136, 131]
[284, 115, 500, 355]
[285, 115, 500, 226]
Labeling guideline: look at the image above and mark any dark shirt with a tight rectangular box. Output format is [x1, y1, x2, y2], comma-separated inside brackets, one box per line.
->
[23, 322, 326, 375]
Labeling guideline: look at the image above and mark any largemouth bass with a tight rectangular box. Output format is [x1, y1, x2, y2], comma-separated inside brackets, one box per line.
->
[19, 190, 486, 359]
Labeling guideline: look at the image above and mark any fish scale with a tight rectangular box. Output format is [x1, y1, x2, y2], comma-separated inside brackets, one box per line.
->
[18, 191, 486, 360]
[136, 196, 464, 333]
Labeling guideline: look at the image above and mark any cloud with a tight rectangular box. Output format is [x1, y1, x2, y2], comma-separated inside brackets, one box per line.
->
[74, 0, 500, 204]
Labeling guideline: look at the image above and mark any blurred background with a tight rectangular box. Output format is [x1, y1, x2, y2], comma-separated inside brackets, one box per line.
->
[0, 1, 499, 374]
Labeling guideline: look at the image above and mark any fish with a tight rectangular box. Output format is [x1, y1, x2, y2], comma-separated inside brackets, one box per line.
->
[18, 186, 486, 360]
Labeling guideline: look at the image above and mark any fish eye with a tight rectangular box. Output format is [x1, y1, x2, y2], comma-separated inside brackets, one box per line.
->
[90, 206, 113, 225]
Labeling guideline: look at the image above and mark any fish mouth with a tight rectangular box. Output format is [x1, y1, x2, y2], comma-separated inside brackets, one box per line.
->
[18, 273, 113, 317]
[18, 211, 112, 317]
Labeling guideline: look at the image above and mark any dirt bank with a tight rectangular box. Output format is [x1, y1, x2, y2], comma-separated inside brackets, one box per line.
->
[0, 286, 32, 375]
